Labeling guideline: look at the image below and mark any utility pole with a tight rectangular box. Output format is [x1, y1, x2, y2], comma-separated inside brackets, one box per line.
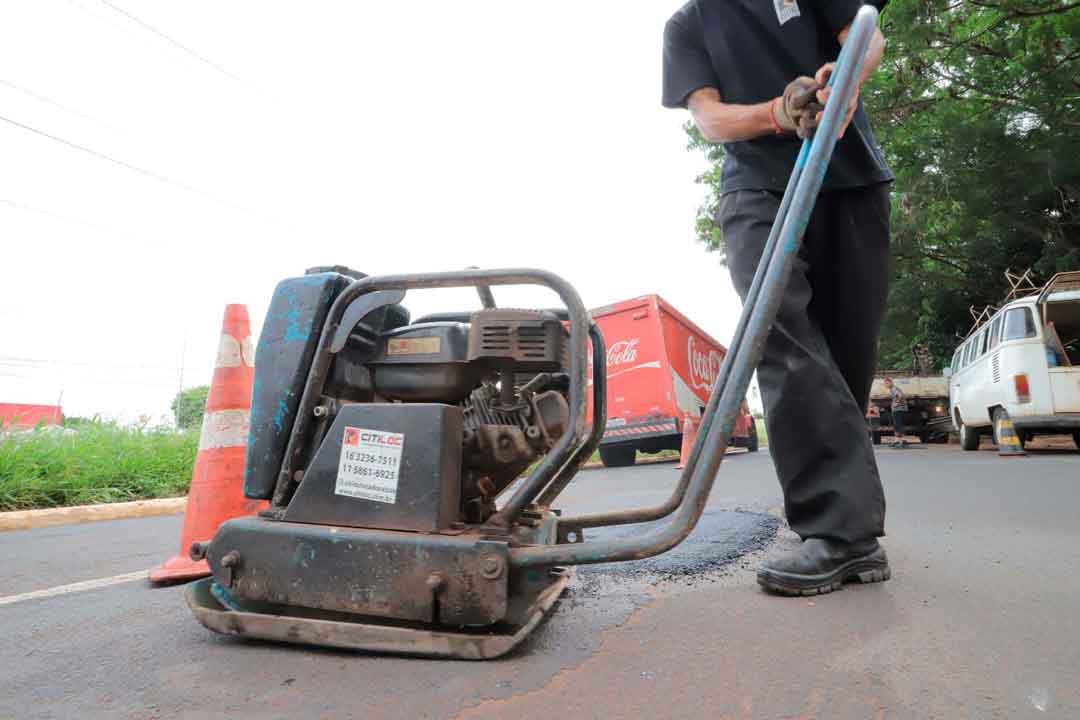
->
[176, 330, 187, 429]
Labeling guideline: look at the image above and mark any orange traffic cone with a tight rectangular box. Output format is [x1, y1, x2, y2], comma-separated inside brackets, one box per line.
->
[150, 304, 266, 584]
[676, 412, 698, 469]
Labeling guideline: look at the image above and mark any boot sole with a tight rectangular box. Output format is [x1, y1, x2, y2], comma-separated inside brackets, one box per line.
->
[757, 554, 891, 597]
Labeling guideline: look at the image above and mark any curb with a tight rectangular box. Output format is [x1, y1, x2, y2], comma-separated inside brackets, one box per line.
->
[0, 497, 187, 532]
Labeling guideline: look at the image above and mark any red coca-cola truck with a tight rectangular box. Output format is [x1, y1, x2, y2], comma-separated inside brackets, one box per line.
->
[588, 295, 758, 467]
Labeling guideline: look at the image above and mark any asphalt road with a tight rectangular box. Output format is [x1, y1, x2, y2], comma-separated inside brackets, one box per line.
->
[2, 441, 1078, 719]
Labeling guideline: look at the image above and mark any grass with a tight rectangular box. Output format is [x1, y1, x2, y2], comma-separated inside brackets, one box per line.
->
[0, 422, 198, 511]
[754, 417, 769, 448]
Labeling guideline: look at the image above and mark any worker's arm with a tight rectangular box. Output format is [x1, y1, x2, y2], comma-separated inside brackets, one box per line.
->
[688, 19, 883, 144]
[663, 14, 778, 144]
[685, 88, 776, 144]
[814, 23, 886, 138]
[664, 12, 816, 144]
[687, 78, 821, 144]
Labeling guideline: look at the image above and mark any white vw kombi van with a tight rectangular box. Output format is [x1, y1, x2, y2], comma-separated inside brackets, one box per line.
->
[948, 271, 1080, 451]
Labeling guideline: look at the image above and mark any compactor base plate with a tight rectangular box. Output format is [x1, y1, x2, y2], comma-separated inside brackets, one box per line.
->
[185, 567, 570, 660]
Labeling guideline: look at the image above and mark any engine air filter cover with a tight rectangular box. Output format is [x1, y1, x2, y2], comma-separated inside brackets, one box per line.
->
[468, 309, 567, 371]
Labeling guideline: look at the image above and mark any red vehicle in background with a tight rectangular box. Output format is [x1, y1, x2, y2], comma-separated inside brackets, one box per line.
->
[0, 403, 62, 430]
[588, 295, 758, 467]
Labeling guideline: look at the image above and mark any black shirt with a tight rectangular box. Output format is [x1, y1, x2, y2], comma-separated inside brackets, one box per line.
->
[662, 0, 894, 193]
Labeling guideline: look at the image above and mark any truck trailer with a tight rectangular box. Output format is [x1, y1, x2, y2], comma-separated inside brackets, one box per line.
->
[867, 346, 951, 444]
[587, 295, 757, 467]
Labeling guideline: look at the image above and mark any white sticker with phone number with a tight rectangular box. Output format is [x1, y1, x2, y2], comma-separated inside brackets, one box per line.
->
[335, 426, 404, 504]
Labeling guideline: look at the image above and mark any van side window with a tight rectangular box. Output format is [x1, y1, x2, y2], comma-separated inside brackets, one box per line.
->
[989, 316, 1002, 349]
[1002, 307, 1037, 341]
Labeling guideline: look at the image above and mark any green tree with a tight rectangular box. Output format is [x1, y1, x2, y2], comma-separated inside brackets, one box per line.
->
[172, 386, 210, 430]
[688, 0, 1080, 369]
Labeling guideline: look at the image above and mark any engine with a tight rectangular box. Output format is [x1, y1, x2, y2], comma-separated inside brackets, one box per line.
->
[244, 271, 573, 526]
[363, 308, 571, 522]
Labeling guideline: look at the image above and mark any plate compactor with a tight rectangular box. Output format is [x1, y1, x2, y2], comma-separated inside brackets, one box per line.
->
[185, 6, 878, 660]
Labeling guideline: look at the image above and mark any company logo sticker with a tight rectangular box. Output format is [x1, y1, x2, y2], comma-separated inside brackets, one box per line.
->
[774, 0, 801, 25]
[336, 426, 404, 504]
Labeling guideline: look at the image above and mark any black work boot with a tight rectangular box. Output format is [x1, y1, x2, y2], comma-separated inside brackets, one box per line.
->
[757, 538, 890, 596]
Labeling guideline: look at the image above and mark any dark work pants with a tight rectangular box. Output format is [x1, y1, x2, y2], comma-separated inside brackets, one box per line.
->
[720, 183, 891, 543]
[893, 410, 907, 441]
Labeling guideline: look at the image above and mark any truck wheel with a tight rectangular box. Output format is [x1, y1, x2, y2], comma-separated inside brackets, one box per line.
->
[599, 445, 636, 468]
[918, 431, 931, 445]
[747, 422, 760, 453]
[959, 420, 980, 451]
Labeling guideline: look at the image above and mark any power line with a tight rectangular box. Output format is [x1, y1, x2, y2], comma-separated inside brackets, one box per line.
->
[0, 364, 213, 390]
[0, 112, 291, 229]
[0, 197, 128, 237]
[96, 0, 247, 86]
[0, 371, 202, 390]
[0, 356, 212, 373]
[65, 0, 278, 106]
[65, 0, 142, 41]
[0, 78, 123, 134]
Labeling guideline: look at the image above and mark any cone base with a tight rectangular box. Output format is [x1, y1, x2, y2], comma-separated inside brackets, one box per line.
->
[149, 555, 210, 585]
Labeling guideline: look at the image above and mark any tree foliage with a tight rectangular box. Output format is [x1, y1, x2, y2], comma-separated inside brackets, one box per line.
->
[172, 385, 209, 430]
[689, 0, 1080, 369]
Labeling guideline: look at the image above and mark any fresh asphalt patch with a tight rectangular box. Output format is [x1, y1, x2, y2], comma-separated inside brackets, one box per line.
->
[577, 508, 779, 585]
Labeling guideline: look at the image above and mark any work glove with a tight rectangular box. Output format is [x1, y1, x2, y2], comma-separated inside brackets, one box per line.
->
[774, 76, 824, 139]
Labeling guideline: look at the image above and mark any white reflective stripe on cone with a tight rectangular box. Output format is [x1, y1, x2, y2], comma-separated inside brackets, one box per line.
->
[215, 334, 243, 368]
[198, 409, 251, 451]
[240, 335, 255, 368]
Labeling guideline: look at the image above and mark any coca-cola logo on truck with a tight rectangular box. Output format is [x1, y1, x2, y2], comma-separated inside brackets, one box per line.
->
[688, 336, 723, 391]
[606, 339, 639, 367]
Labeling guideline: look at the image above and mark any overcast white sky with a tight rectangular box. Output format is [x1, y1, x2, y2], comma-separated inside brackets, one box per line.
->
[0, 1, 750, 423]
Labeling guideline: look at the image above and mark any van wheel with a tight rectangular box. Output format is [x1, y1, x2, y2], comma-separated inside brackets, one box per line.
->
[959, 420, 980, 451]
[992, 408, 1025, 450]
[599, 445, 636, 468]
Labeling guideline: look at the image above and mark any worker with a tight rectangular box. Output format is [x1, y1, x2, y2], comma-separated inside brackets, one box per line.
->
[662, 0, 893, 595]
[884, 377, 909, 448]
